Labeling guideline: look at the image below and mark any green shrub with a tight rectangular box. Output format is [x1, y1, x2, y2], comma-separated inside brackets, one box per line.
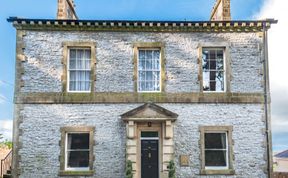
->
[125, 160, 133, 178]
[4, 140, 13, 149]
[167, 160, 176, 178]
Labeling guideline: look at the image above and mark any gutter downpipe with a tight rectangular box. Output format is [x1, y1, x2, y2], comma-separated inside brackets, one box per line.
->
[263, 24, 273, 178]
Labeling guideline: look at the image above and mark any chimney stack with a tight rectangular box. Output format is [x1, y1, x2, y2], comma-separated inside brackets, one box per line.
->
[57, 0, 78, 20]
[210, 0, 231, 21]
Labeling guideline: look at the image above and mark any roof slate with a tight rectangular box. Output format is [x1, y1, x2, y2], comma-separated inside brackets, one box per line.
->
[275, 150, 288, 158]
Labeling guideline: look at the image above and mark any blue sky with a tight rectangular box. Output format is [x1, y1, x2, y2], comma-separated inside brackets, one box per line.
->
[1, 0, 287, 152]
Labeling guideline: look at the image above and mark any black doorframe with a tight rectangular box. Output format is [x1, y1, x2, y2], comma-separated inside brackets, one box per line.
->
[140, 131, 160, 178]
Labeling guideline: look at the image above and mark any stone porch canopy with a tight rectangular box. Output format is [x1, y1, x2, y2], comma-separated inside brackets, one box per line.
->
[121, 103, 178, 122]
[7, 17, 277, 32]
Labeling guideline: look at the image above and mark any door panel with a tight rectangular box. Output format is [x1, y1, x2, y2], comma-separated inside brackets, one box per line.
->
[141, 140, 159, 178]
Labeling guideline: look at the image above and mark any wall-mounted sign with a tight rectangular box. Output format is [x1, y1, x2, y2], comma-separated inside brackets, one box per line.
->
[180, 155, 189, 166]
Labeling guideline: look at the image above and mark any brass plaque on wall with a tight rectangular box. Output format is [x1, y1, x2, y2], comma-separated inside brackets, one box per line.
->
[180, 155, 189, 166]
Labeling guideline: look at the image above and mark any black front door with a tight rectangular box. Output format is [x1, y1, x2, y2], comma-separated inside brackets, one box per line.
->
[141, 139, 159, 178]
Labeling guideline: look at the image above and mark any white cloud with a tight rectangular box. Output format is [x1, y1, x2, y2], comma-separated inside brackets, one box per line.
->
[257, 0, 288, 88]
[0, 94, 7, 104]
[272, 114, 288, 133]
[0, 120, 13, 141]
[256, 0, 288, 150]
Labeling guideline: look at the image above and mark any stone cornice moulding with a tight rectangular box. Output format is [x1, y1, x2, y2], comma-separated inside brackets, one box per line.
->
[7, 17, 277, 32]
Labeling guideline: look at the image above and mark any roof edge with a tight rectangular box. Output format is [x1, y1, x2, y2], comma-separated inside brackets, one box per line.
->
[7, 17, 277, 32]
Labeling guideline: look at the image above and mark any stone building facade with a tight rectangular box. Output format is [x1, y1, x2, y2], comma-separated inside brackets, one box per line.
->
[8, 0, 276, 177]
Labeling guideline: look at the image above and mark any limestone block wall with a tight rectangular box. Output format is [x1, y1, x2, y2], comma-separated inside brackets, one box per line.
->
[18, 103, 266, 178]
[21, 31, 264, 93]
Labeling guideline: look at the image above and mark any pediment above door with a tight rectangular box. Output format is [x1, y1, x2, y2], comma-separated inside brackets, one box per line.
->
[121, 103, 178, 122]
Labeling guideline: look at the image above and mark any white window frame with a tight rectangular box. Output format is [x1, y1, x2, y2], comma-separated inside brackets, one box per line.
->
[202, 47, 226, 93]
[137, 48, 162, 93]
[67, 48, 92, 93]
[204, 131, 229, 170]
[64, 132, 90, 171]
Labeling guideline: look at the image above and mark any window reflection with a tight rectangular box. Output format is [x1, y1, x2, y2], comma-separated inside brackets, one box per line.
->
[202, 49, 225, 92]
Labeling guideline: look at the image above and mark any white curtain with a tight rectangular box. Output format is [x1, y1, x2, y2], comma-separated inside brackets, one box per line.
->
[69, 49, 91, 91]
[138, 49, 160, 91]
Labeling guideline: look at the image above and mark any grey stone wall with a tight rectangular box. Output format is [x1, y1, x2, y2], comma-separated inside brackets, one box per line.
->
[22, 31, 263, 93]
[19, 104, 266, 178]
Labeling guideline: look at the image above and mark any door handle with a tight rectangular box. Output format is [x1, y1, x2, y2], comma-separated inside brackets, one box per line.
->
[148, 153, 151, 158]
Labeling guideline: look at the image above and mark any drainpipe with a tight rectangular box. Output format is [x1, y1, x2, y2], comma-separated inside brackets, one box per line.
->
[262, 23, 272, 178]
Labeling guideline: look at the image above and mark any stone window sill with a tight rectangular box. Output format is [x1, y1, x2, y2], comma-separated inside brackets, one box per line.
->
[200, 169, 235, 175]
[59, 170, 94, 176]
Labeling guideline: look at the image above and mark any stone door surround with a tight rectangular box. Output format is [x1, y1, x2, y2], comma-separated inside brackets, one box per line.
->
[121, 103, 178, 178]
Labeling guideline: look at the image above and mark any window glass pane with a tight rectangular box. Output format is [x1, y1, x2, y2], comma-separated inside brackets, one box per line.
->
[146, 50, 152, 59]
[70, 49, 76, 59]
[215, 71, 224, 91]
[68, 133, 89, 150]
[69, 81, 76, 91]
[146, 81, 153, 91]
[145, 59, 152, 70]
[153, 71, 160, 81]
[85, 82, 90, 91]
[209, 81, 216, 91]
[209, 50, 216, 60]
[139, 60, 145, 70]
[209, 60, 216, 70]
[139, 50, 145, 60]
[68, 49, 91, 91]
[67, 151, 89, 168]
[216, 58, 224, 70]
[155, 81, 160, 91]
[69, 60, 76, 69]
[203, 71, 210, 91]
[85, 50, 91, 59]
[202, 48, 225, 92]
[85, 60, 91, 70]
[77, 49, 84, 60]
[146, 71, 153, 81]
[205, 133, 226, 149]
[216, 50, 223, 60]
[205, 150, 227, 167]
[209, 71, 216, 81]
[138, 81, 145, 91]
[141, 132, 158, 137]
[139, 71, 145, 81]
[202, 50, 209, 70]
[70, 71, 76, 81]
[138, 49, 160, 92]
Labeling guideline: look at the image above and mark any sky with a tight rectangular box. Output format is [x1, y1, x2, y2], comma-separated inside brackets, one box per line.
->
[0, 0, 287, 152]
